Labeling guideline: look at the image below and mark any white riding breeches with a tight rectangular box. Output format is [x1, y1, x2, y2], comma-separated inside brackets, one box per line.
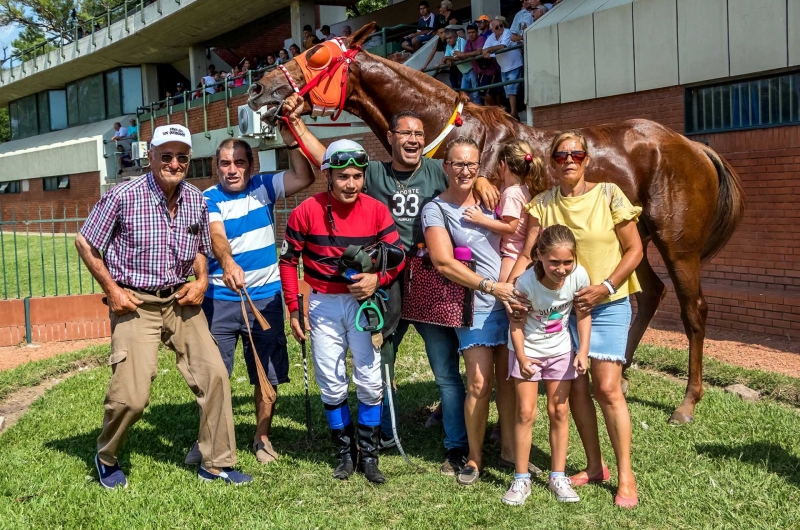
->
[309, 292, 383, 406]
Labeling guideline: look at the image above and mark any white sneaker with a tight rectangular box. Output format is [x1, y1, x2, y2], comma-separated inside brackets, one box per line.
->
[501, 478, 532, 506]
[549, 475, 580, 502]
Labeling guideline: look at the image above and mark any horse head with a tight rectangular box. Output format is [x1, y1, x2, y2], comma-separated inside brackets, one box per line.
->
[247, 22, 376, 122]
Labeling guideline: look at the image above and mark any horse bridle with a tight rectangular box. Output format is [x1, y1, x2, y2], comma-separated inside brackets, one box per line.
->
[276, 38, 361, 167]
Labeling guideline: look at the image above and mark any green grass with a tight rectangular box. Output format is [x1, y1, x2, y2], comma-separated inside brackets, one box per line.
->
[0, 234, 100, 300]
[0, 329, 799, 529]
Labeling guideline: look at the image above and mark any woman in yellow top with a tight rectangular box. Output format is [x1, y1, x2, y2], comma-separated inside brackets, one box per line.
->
[508, 131, 643, 508]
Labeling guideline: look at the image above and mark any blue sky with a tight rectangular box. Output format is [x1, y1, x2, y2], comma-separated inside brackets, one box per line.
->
[0, 24, 22, 54]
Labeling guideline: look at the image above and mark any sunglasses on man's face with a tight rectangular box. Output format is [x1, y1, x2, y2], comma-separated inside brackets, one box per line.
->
[552, 150, 587, 165]
[160, 153, 190, 165]
[327, 150, 369, 168]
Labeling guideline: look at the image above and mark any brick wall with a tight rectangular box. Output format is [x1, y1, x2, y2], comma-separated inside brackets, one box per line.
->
[535, 86, 800, 338]
[214, 19, 294, 68]
[0, 172, 100, 232]
[0, 294, 110, 347]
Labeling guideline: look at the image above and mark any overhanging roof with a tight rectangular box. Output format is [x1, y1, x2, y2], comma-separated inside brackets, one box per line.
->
[0, 0, 292, 106]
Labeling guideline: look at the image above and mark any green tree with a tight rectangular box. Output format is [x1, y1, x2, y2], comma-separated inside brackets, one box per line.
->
[347, 0, 388, 19]
[1, 0, 128, 54]
[0, 107, 10, 143]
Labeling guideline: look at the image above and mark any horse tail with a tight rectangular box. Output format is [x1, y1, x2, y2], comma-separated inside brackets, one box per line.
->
[699, 144, 745, 262]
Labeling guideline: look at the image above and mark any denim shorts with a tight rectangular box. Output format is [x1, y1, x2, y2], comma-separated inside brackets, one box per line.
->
[500, 66, 523, 96]
[568, 297, 631, 363]
[456, 309, 509, 352]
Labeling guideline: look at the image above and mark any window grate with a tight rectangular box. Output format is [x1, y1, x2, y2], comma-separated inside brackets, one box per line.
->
[686, 70, 800, 134]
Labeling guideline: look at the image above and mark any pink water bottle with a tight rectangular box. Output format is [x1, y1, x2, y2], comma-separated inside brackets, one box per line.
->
[454, 247, 472, 261]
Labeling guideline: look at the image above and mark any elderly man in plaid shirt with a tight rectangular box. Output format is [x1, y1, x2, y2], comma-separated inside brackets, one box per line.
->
[75, 124, 251, 489]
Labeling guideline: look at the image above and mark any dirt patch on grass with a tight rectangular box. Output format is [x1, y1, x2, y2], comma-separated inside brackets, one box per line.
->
[0, 338, 109, 373]
[642, 324, 800, 378]
[0, 357, 103, 434]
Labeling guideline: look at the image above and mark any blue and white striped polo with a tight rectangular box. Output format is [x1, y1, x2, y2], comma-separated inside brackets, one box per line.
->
[203, 172, 285, 301]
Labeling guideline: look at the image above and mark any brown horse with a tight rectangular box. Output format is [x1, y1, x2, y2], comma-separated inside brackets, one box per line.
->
[248, 23, 745, 425]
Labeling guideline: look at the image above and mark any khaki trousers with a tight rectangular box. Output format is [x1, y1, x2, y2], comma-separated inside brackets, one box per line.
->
[97, 289, 237, 468]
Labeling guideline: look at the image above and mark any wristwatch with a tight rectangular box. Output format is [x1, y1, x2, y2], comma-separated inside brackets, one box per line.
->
[287, 143, 301, 150]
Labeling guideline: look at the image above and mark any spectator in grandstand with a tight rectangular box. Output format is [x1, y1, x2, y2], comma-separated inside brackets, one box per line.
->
[253, 54, 264, 69]
[77, 124, 252, 489]
[198, 109, 315, 469]
[128, 118, 139, 141]
[510, 0, 535, 42]
[402, 0, 437, 53]
[532, 1, 554, 21]
[451, 24, 487, 105]
[277, 48, 290, 64]
[476, 14, 492, 39]
[303, 24, 322, 50]
[115, 144, 134, 174]
[202, 70, 217, 95]
[289, 44, 302, 57]
[173, 82, 185, 104]
[438, 0, 458, 27]
[441, 27, 469, 93]
[482, 17, 523, 118]
[93, 21, 101, 33]
[265, 53, 276, 67]
[207, 64, 217, 77]
[342, 25, 353, 38]
[111, 122, 129, 143]
[228, 67, 239, 89]
[321, 25, 337, 40]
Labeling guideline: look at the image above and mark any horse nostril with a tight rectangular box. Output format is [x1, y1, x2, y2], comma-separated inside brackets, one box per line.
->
[249, 83, 263, 96]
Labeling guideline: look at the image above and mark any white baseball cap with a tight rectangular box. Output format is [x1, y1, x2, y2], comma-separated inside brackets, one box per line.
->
[151, 125, 192, 148]
[321, 139, 367, 170]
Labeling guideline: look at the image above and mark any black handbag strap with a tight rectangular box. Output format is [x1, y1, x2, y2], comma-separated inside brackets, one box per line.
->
[425, 199, 457, 250]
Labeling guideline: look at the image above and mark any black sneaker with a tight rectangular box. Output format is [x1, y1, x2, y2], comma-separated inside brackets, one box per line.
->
[95, 454, 127, 489]
[440, 448, 467, 476]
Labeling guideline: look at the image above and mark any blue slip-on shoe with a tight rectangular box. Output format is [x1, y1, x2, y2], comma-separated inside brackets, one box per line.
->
[198, 466, 253, 486]
[95, 454, 128, 489]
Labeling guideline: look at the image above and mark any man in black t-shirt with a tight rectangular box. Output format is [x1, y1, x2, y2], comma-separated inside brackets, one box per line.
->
[280, 95, 500, 475]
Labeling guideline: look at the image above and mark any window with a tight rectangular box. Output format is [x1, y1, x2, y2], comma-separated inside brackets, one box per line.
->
[105, 70, 122, 118]
[67, 83, 79, 127]
[0, 181, 21, 194]
[121, 67, 143, 114]
[43, 176, 70, 191]
[78, 74, 106, 124]
[49, 90, 68, 131]
[686, 71, 800, 134]
[188, 158, 213, 179]
[10, 94, 39, 139]
[37, 92, 50, 134]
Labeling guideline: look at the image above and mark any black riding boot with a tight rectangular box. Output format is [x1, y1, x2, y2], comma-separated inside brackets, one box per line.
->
[330, 423, 357, 480]
[357, 424, 386, 484]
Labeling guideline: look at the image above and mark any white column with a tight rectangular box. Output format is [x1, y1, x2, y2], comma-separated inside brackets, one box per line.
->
[471, 0, 501, 20]
[188, 45, 207, 91]
[291, 0, 316, 48]
[140, 64, 160, 107]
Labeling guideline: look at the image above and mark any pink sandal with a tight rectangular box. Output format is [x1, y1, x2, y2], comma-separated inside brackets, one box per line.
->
[615, 494, 639, 509]
[569, 465, 610, 487]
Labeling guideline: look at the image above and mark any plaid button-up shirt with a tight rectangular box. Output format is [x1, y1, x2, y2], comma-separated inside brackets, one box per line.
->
[81, 172, 212, 290]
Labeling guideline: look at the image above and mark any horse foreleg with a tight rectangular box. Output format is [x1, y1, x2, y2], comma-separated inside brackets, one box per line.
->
[662, 255, 707, 425]
[621, 242, 666, 395]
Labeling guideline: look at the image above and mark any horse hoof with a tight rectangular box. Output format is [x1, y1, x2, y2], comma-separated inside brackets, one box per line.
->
[668, 411, 693, 425]
[621, 378, 629, 396]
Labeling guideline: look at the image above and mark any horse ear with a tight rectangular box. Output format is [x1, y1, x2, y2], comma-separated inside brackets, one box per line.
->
[347, 22, 377, 48]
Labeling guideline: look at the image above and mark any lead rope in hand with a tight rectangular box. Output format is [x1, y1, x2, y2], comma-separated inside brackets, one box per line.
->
[239, 289, 277, 404]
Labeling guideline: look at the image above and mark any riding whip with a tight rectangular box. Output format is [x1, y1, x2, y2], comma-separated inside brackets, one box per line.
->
[297, 293, 313, 441]
[238, 288, 277, 404]
[385, 363, 424, 472]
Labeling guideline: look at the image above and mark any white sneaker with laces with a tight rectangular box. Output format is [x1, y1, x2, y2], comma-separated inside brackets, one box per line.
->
[549, 475, 580, 502]
[501, 478, 532, 506]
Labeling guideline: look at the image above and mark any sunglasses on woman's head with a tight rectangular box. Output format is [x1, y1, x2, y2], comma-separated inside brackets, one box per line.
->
[552, 150, 587, 165]
[327, 150, 369, 168]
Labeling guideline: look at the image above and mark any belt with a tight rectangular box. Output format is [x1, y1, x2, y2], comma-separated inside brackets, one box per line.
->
[119, 283, 184, 298]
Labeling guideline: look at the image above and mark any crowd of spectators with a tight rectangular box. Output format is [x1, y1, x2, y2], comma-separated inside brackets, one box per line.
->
[413, 0, 560, 118]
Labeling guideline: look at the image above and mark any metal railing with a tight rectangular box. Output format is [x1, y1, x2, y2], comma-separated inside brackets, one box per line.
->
[0, 205, 100, 299]
[0, 0, 164, 83]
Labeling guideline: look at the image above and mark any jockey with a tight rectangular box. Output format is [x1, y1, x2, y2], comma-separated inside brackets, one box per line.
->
[279, 139, 404, 484]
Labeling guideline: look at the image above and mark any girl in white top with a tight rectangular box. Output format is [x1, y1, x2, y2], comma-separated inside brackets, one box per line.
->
[501, 224, 592, 507]
[463, 140, 546, 282]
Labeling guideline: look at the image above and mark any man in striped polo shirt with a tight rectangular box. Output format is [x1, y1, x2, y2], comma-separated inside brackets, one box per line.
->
[196, 126, 314, 465]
